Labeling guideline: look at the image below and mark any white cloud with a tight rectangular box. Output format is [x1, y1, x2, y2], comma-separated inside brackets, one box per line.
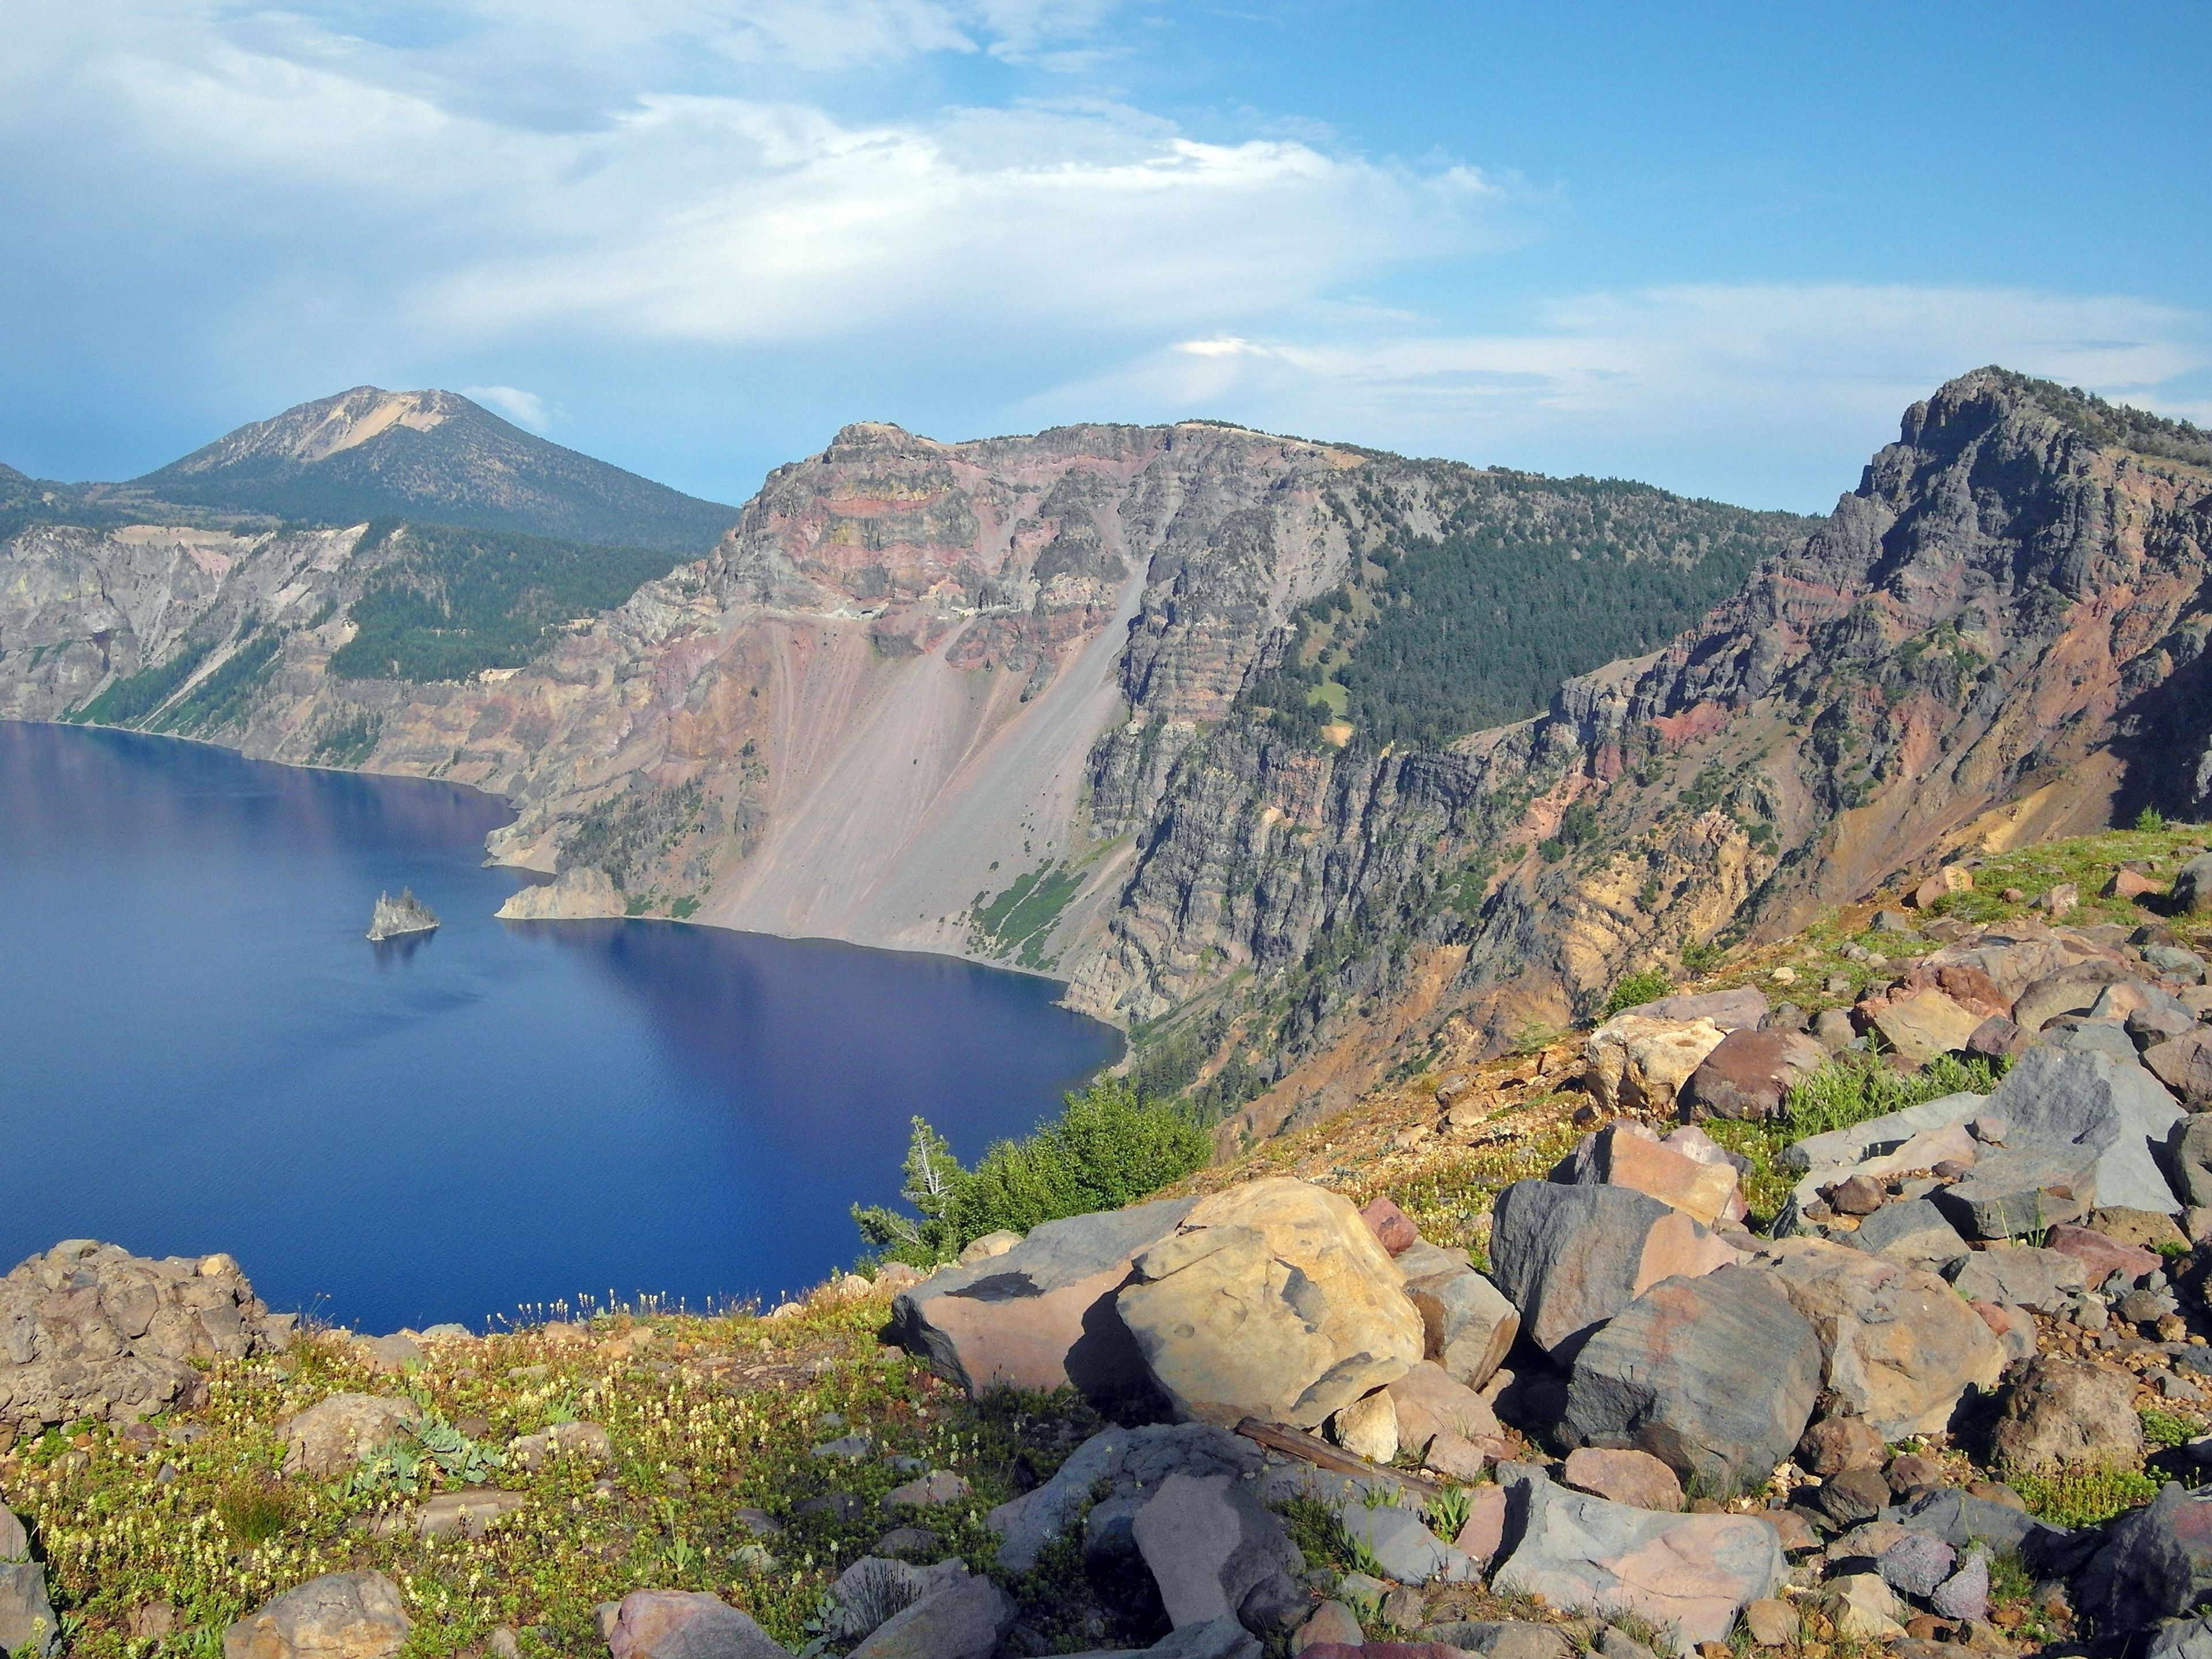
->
[1021, 283, 2209, 505]
[462, 385, 550, 428]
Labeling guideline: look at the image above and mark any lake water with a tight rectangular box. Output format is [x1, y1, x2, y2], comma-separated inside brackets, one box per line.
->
[0, 722, 1122, 1332]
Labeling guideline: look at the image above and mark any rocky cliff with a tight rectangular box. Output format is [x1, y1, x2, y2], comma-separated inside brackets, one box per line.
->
[6, 370, 2202, 1135]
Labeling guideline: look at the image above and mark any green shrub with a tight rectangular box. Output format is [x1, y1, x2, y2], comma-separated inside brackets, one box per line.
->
[2137, 806, 2169, 833]
[2009, 1465, 2161, 1528]
[853, 1079, 1210, 1265]
[1602, 968, 1672, 1019]
[1784, 1050, 2005, 1141]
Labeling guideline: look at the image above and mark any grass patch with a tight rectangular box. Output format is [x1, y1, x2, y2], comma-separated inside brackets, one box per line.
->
[2141, 1406, 2206, 1450]
[2009, 1464, 2164, 1528]
[1783, 1050, 2005, 1141]
[967, 862, 1086, 968]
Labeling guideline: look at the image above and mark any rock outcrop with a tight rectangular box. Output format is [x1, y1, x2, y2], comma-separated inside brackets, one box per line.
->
[0, 1241, 291, 1431]
[365, 888, 438, 941]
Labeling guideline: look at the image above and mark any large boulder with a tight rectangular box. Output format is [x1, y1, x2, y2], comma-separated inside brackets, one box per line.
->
[891, 1196, 1196, 1402]
[1585, 1015, 1729, 1113]
[0, 1241, 292, 1431]
[987, 1423, 1261, 1573]
[1749, 1238, 2003, 1440]
[1679, 1028, 1828, 1122]
[849, 1576, 1012, 1659]
[2014, 964, 2135, 1033]
[1561, 1264, 1821, 1493]
[1935, 1143, 2100, 1239]
[2076, 1484, 2212, 1638]
[2172, 853, 2212, 915]
[280, 1395, 423, 1480]
[1131, 1472, 1305, 1634]
[1985, 1047, 2185, 1215]
[605, 1592, 790, 1659]
[1639, 988, 1769, 1030]
[1488, 1183, 1741, 1359]
[0, 1563, 55, 1658]
[1117, 1180, 1423, 1428]
[2147, 1032, 2212, 1107]
[1990, 1357, 2144, 1475]
[1556, 1124, 1742, 1225]
[224, 1572, 411, 1659]
[1869, 990, 1990, 1067]
[1398, 1249, 1518, 1390]
[1491, 1468, 1786, 1653]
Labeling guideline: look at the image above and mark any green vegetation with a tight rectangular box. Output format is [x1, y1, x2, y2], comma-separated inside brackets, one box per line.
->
[1998, 368, 2212, 472]
[158, 633, 282, 734]
[559, 783, 708, 894]
[66, 641, 213, 727]
[2009, 1464, 2164, 1528]
[328, 522, 679, 683]
[853, 1079, 1210, 1266]
[1243, 475, 1810, 749]
[309, 711, 382, 767]
[1601, 968, 1673, 1019]
[967, 861, 1085, 968]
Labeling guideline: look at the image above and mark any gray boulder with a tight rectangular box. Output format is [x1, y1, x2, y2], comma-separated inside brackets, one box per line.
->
[1141, 1618, 1262, 1659]
[1881, 1488, 2071, 1561]
[1562, 1264, 1821, 1493]
[281, 1394, 424, 1479]
[1935, 1142, 2100, 1239]
[849, 1577, 1012, 1659]
[2014, 964, 2133, 1033]
[1400, 1253, 1520, 1389]
[0, 1240, 293, 1431]
[2043, 1018, 2143, 1062]
[820, 1560, 968, 1643]
[987, 1423, 1260, 1573]
[2173, 854, 2212, 915]
[2174, 1116, 2212, 1209]
[1422, 1623, 1577, 1659]
[0, 1563, 55, 1658]
[2146, 945, 2209, 984]
[2075, 1483, 2212, 1637]
[1846, 1199, 1967, 1270]
[1986, 1047, 2185, 1215]
[1491, 1468, 1785, 1653]
[1335, 1502, 1475, 1586]
[1639, 988, 1769, 1030]
[1945, 1245, 2090, 1312]
[1487, 1182, 1740, 1358]
[889, 1197, 1195, 1402]
[2150, 1616, 2212, 1659]
[1131, 1473, 1305, 1635]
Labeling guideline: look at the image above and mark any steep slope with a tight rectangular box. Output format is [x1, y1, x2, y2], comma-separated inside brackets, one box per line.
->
[114, 387, 738, 553]
[0, 417, 1794, 968]
[1092, 369, 2212, 1138]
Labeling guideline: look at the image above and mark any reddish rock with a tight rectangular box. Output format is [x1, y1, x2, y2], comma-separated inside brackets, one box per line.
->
[2045, 1224, 2160, 1283]
[1564, 1446, 1684, 1512]
[1969, 1301, 2039, 1362]
[1455, 1482, 1509, 1566]
[1560, 1122, 1743, 1225]
[1824, 1174, 1887, 1216]
[1358, 1197, 1421, 1257]
[1680, 1027, 1830, 1122]
[1797, 1415, 1885, 1476]
[1992, 1357, 2144, 1475]
[1886, 1452, 1945, 1495]
[2146, 1031, 2212, 1105]
[2108, 868, 2161, 899]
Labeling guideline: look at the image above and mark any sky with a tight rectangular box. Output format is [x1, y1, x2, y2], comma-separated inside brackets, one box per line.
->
[2, 1, 2207, 512]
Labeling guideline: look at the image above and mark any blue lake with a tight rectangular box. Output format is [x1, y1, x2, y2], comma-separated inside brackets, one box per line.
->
[0, 722, 1122, 1332]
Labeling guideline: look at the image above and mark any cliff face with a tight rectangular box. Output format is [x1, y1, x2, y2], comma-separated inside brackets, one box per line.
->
[6, 370, 2199, 1139]
[1090, 369, 2212, 1137]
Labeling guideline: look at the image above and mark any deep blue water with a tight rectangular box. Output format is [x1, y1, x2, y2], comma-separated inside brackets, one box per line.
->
[0, 722, 1121, 1332]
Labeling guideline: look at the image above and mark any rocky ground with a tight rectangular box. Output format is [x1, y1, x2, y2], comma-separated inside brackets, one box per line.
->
[9, 827, 2212, 1659]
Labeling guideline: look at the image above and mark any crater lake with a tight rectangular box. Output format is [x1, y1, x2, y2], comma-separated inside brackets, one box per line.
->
[0, 721, 1122, 1332]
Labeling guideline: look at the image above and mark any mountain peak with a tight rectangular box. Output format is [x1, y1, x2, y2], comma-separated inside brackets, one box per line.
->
[127, 387, 738, 553]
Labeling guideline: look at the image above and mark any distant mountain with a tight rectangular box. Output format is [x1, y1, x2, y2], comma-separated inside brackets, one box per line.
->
[120, 387, 738, 553]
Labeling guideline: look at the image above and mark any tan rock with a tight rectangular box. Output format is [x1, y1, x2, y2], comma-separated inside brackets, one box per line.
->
[224, 1572, 410, 1659]
[1118, 1179, 1424, 1427]
[1752, 1238, 2004, 1440]
[1585, 1014, 1729, 1113]
[1830, 1573, 1905, 1641]
[1291, 1603, 1362, 1654]
[280, 1395, 421, 1480]
[1743, 1599, 1797, 1646]
[1565, 1123, 1741, 1225]
[1328, 1391, 1398, 1463]
[604, 1590, 788, 1659]
[1563, 1447, 1684, 1512]
[495, 866, 625, 921]
[1870, 988, 1987, 1066]
[1991, 1357, 2143, 1475]
[1388, 1361, 1504, 1461]
[957, 1232, 1021, 1265]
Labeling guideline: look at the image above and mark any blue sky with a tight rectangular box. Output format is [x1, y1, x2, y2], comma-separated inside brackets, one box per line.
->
[2, 1, 2205, 511]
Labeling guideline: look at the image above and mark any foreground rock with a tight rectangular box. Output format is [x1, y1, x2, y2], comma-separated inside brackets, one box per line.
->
[1560, 1264, 1820, 1491]
[1488, 1182, 1740, 1358]
[1397, 1245, 1518, 1389]
[1751, 1238, 2003, 1439]
[1131, 1472, 1305, 1633]
[1491, 1468, 1785, 1652]
[605, 1591, 790, 1659]
[1118, 1180, 1422, 1427]
[850, 1574, 1013, 1659]
[225, 1571, 411, 1659]
[1990, 1356, 2143, 1475]
[987, 1423, 1263, 1573]
[1986, 1047, 2185, 1215]
[2075, 1483, 2212, 1637]
[0, 1241, 292, 1431]
[281, 1395, 423, 1479]
[891, 1198, 1195, 1403]
[0, 1559, 56, 1658]
[1584, 1014, 1728, 1114]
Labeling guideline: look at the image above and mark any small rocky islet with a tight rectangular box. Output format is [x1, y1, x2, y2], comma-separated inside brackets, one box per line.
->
[365, 889, 440, 942]
[7, 836, 2212, 1659]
